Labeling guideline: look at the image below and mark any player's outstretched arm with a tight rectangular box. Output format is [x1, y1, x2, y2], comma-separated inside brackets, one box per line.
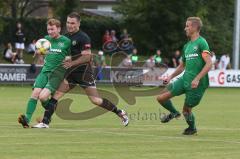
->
[63, 49, 91, 69]
[164, 61, 185, 84]
[170, 61, 185, 79]
[72, 49, 91, 66]
[191, 52, 212, 88]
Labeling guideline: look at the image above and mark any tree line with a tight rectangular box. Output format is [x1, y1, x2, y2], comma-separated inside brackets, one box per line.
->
[0, 0, 234, 57]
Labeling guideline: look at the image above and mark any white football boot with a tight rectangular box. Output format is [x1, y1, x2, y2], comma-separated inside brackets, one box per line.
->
[32, 122, 49, 128]
[118, 110, 129, 127]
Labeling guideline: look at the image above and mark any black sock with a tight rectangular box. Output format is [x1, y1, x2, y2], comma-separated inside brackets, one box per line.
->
[100, 98, 121, 115]
[42, 98, 58, 124]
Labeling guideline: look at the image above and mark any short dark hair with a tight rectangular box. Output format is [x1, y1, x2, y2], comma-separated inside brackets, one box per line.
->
[67, 12, 81, 22]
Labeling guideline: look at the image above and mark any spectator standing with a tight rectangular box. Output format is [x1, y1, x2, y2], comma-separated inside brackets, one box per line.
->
[130, 48, 139, 66]
[110, 30, 118, 42]
[211, 51, 217, 70]
[172, 50, 181, 68]
[120, 29, 131, 41]
[94, 50, 106, 80]
[154, 49, 163, 67]
[218, 53, 230, 70]
[102, 30, 112, 44]
[15, 22, 26, 64]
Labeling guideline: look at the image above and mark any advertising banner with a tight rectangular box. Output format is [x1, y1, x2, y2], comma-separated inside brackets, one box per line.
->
[0, 64, 239, 87]
[0, 64, 41, 84]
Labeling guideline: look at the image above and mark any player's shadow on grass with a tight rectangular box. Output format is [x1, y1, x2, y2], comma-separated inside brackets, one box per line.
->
[55, 87, 119, 120]
[55, 51, 167, 120]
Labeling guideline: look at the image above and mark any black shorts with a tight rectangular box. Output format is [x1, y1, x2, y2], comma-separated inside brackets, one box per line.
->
[66, 65, 96, 88]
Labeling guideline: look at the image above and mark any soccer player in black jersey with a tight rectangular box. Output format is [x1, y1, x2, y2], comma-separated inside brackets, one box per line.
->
[33, 12, 128, 128]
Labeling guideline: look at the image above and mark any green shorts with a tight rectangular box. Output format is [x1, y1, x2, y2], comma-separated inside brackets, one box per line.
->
[33, 70, 65, 94]
[167, 77, 206, 107]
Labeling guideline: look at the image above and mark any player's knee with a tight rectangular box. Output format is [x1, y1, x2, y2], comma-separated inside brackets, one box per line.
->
[39, 94, 48, 102]
[31, 88, 41, 99]
[184, 100, 200, 108]
[182, 106, 192, 114]
[53, 90, 64, 99]
[157, 91, 172, 103]
[90, 97, 102, 106]
[156, 95, 166, 103]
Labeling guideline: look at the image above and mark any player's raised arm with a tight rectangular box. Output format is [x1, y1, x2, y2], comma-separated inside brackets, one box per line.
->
[63, 49, 91, 69]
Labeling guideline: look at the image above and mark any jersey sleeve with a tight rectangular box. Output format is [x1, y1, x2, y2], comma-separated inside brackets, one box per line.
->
[80, 34, 91, 50]
[199, 38, 210, 55]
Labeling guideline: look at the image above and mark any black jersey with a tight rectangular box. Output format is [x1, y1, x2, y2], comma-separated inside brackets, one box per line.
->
[15, 29, 25, 43]
[65, 30, 92, 73]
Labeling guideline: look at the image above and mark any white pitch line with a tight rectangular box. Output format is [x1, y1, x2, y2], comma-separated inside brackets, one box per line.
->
[0, 127, 240, 146]
[1, 124, 240, 145]
[48, 128, 240, 145]
[1, 123, 240, 131]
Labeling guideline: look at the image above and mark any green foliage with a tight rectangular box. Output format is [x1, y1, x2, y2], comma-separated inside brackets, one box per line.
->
[0, 16, 119, 51]
[0, 17, 47, 45]
[0, 0, 49, 19]
[116, 0, 234, 56]
[50, 0, 79, 27]
[201, 0, 234, 54]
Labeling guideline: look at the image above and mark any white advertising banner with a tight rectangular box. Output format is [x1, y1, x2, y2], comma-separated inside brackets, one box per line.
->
[143, 68, 240, 87]
[208, 70, 240, 87]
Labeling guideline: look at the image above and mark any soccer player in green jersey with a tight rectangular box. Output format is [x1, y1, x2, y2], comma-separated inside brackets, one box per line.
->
[32, 12, 129, 129]
[18, 18, 71, 128]
[157, 17, 212, 135]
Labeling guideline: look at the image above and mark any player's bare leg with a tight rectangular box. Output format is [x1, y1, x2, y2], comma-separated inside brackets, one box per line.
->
[54, 79, 72, 100]
[33, 80, 71, 128]
[157, 89, 180, 123]
[84, 87, 129, 126]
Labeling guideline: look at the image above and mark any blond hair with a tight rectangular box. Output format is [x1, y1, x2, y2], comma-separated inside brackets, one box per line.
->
[47, 18, 61, 28]
[187, 17, 203, 31]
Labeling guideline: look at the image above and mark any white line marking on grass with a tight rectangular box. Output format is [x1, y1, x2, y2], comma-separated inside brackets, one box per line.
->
[47, 128, 240, 145]
[130, 125, 240, 131]
[0, 127, 240, 146]
[1, 124, 240, 131]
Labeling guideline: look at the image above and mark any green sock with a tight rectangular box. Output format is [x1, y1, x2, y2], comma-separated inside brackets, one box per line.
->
[41, 99, 49, 109]
[25, 98, 38, 123]
[183, 113, 196, 129]
[160, 100, 178, 114]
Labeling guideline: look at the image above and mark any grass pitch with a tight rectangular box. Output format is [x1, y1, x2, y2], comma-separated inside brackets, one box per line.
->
[0, 85, 239, 159]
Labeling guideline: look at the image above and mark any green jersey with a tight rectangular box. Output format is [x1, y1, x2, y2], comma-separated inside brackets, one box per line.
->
[131, 55, 138, 63]
[94, 55, 105, 66]
[154, 55, 162, 63]
[41, 35, 71, 72]
[182, 36, 210, 89]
